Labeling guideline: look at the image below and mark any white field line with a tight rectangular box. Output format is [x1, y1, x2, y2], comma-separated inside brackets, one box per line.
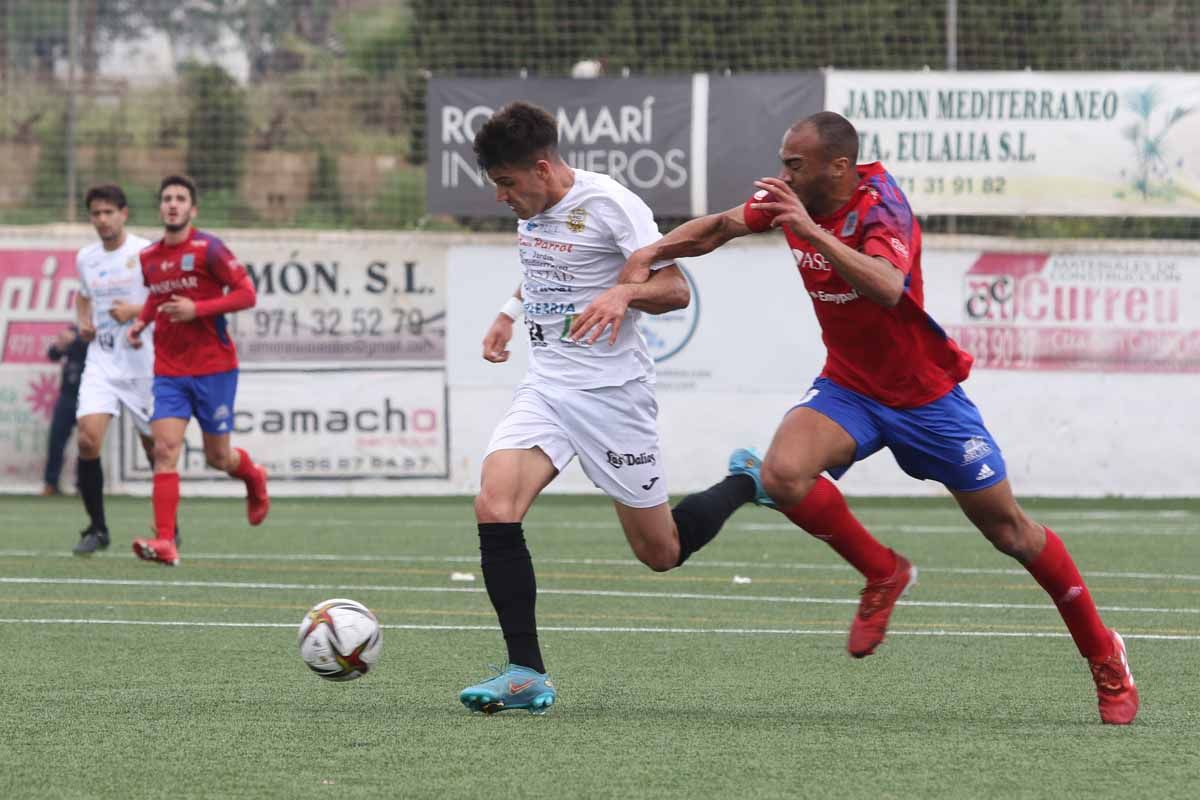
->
[2, 549, 1199, 583]
[2, 575, 1197, 616]
[0, 617, 1197, 641]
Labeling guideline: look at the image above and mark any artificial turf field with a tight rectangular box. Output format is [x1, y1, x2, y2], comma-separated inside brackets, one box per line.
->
[1, 493, 1197, 800]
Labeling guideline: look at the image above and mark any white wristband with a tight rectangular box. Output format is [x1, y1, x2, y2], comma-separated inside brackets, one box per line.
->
[499, 296, 523, 320]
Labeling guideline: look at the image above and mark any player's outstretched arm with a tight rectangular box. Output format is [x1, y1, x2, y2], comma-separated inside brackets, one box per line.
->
[626, 264, 689, 315]
[618, 205, 754, 285]
[568, 265, 689, 345]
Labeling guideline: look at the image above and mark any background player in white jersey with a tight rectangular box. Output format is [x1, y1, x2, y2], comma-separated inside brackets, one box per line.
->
[71, 185, 156, 555]
[459, 102, 759, 715]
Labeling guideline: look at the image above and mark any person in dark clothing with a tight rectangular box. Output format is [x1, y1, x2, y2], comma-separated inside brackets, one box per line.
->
[43, 325, 88, 495]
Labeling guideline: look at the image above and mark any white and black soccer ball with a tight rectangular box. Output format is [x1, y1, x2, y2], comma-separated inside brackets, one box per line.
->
[298, 598, 382, 681]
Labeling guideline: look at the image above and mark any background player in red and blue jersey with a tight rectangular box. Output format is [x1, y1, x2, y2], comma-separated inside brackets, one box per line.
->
[603, 111, 1137, 725]
[127, 175, 269, 566]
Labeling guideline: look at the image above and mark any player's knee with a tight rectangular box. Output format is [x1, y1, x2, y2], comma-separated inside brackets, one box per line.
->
[152, 439, 179, 468]
[474, 491, 518, 524]
[982, 517, 1035, 560]
[77, 429, 102, 459]
[761, 461, 810, 508]
[634, 541, 678, 572]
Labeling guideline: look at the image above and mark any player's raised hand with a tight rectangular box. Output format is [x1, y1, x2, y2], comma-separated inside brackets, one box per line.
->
[568, 285, 633, 346]
[127, 319, 146, 348]
[161, 294, 197, 322]
[752, 177, 818, 237]
[108, 299, 140, 324]
[482, 315, 513, 363]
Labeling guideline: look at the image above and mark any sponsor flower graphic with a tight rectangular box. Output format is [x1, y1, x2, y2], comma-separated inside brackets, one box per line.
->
[25, 373, 59, 421]
[1116, 85, 1195, 203]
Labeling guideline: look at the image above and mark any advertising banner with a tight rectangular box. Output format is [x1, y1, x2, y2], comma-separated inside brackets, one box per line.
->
[826, 71, 1200, 216]
[426, 77, 695, 216]
[119, 367, 448, 481]
[228, 235, 447, 365]
[940, 250, 1200, 372]
[425, 74, 825, 218]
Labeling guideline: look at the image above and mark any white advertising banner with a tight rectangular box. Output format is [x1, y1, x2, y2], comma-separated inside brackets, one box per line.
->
[938, 250, 1200, 373]
[228, 233, 447, 365]
[119, 367, 448, 482]
[826, 71, 1200, 216]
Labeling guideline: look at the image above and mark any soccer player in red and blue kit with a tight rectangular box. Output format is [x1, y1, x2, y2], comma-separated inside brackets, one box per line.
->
[597, 112, 1137, 724]
[126, 175, 270, 566]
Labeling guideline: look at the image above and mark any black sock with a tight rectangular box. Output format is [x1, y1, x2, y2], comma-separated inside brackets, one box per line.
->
[671, 474, 756, 566]
[478, 522, 545, 674]
[77, 457, 106, 532]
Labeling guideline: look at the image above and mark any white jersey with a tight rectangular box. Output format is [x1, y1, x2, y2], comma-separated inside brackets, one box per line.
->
[517, 170, 671, 390]
[76, 234, 154, 379]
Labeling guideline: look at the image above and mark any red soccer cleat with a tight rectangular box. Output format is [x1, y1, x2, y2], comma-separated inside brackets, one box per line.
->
[1089, 630, 1139, 725]
[847, 552, 917, 658]
[246, 465, 270, 526]
[132, 537, 180, 567]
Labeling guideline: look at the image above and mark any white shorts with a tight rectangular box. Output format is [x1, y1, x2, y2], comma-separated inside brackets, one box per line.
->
[486, 378, 668, 508]
[76, 365, 153, 435]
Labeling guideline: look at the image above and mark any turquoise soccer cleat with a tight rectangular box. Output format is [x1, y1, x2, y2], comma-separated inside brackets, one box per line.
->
[727, 447, 776, 508]
[459, 664, 557, 715]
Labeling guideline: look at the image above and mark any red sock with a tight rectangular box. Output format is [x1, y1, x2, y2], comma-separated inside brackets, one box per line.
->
[230, 448, 258, 484]
[781, 476, 896, 582]
[1024, 527, 1112, 659]
[152, 472, 180, 541]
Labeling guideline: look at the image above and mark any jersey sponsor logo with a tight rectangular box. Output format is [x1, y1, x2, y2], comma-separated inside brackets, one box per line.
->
[605, 450, 656, 469]
[181, 253, 195, 272]
[530, 237, 574, 253]
[960, 436, 993, 464]
[566, 207, 588, 233]
[840, 210, 859, 237]
[523, 301, 576, 315]
[213, 403, 231, 420]
[149, 275, 199, 294]
[641, 476, 660, 491]
[808, 288, 860, 305]
[890, 237, 909, 257]
[792, 249, 831, 272]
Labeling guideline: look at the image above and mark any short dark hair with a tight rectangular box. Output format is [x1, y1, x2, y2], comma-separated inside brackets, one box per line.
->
[84, 184, 128, 210]
[473, 101, 559, 171]
[159, 174, 198, 204]
[795, 111, 860, 163]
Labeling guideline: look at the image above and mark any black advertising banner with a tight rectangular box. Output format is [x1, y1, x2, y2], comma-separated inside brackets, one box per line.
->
[427, 77, 694, 216]
[705, 72, 826, 211]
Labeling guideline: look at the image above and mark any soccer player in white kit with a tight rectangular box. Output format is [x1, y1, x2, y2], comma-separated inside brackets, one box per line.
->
[459, 103, 759, 714]
[71, 185, 157, 555]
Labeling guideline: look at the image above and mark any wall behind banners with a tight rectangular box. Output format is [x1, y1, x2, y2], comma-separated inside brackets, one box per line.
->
[3, 228, 1198, 497]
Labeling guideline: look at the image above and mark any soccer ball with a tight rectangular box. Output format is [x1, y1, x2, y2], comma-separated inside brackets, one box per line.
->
[297, 598, 382, 681]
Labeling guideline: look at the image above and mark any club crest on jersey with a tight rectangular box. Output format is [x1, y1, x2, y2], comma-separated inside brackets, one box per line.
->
[566, 207, 588, 233]
[181, 253, 195, 272]
[840, 211, 859, 237]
